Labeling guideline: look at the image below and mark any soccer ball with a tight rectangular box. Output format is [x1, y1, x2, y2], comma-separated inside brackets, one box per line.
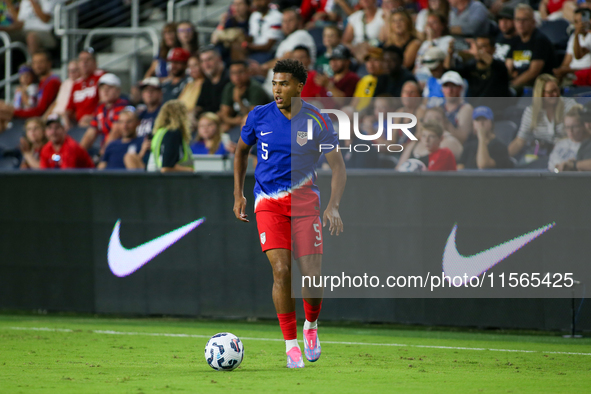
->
[204, 333, 244, 371]
[397, 158, 427, 172]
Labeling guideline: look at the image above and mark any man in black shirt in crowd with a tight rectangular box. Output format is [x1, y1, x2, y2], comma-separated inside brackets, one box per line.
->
[507, 4, 555, 88]
[196, 45, 231, 115]
[457, 106, 514, 170]
[451, 36, 511, 98]
[494, 5, 519, 62]
[372, 46, 416, 98]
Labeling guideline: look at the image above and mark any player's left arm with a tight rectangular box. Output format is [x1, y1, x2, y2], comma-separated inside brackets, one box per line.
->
[323, 149, 347, 236]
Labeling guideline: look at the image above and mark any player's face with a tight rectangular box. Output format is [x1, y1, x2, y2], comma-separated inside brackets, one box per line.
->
[272, 72, 302, 110]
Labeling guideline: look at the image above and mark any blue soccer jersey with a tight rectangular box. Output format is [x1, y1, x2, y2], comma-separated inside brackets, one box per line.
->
[241, 100, 338, 216]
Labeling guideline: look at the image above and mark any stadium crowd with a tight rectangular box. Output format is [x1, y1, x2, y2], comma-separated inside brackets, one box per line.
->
[3, 0, 591, 172]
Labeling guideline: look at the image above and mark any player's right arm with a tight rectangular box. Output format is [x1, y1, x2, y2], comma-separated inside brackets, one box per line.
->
[233, 110, 257, 222]
[233, 137, 252, 222]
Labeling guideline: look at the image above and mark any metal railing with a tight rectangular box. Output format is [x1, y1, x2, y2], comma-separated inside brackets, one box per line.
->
[0, 32, 31, 102]
[53, 0, 155, 85]
[166, 0, 227, 39]
[83, 27, 159, 84]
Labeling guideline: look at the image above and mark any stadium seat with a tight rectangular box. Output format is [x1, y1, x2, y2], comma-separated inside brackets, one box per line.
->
[539, 20, 570, 50]
[68, 127, 87, 143]
[0, 124, 24, 151]
[0, 156, 19, 169]
[494, 120, 518, 146]
[308, 27, 326, 57]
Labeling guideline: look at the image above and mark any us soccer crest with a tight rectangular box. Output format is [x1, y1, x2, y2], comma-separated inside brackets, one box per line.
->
[296, 131, 308, 146]
[260, 232, 266, 245]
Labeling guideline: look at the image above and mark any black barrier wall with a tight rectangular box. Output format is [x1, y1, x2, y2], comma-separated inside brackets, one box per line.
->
[0, 171, 589, 331]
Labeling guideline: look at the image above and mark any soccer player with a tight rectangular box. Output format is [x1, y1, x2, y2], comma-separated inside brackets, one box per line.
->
[233, 59, 347, 368]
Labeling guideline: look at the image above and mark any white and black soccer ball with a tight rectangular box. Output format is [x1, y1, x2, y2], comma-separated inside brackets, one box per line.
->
[397, 158, 427, 172]
[204, 333, 244, 371]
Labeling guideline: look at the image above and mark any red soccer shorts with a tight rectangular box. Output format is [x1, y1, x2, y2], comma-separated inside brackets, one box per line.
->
[255, 211, 323, 260]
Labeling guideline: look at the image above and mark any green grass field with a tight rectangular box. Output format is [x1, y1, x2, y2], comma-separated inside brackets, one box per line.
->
[1, 314, 590, 393]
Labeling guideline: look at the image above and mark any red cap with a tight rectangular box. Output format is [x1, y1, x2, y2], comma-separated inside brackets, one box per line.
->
[167, 48, 191, 63]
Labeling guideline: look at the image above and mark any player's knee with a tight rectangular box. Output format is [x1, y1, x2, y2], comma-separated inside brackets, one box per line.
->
[272, 264, 291, 283]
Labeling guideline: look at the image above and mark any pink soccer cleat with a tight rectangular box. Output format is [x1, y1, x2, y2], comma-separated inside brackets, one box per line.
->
[286, 346, 305, 368]
[303, 328, 321, 362]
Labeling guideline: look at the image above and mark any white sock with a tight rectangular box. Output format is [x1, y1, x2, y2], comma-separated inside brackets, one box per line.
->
[304, 319, 317, 330]
[285, 339, 299, 352]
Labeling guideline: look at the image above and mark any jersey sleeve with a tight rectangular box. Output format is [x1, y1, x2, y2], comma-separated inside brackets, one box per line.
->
[241, 109, 257, 146]
[316, 112, 339, 151]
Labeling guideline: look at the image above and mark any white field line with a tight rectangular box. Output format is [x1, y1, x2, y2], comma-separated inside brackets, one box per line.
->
[7, 326, 591, 356]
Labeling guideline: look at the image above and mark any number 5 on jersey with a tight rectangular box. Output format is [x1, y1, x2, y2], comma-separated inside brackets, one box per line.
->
[261, 142, 269, 160]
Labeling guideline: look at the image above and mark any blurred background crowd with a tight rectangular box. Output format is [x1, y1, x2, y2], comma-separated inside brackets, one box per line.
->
[1, 0, 591, 172]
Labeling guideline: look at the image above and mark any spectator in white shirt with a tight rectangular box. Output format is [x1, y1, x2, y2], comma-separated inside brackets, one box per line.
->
[250, 7, 316, 96]
[246, 0, 283, 64]
[5, 0, 58, 54]
[342, 0, 384, 62]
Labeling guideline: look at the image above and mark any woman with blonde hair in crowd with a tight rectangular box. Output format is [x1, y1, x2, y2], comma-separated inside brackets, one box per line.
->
[415, 0, 450, 40]
[509, 74, 576, 162]
[146, 100, 194, 172]
[144, 22, 180, 80]
[191, 112, 232, 155]
[179, 54, 205, 112]
[380, 9, 422, 70]
[19, 117, 48, 169]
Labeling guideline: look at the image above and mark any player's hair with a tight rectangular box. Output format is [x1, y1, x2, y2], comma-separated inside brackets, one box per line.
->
[153, 100, 191, 142]
[292, 45, 310, 58]
[197, 112, 222, 154]
[422, 120, 444, 138]
[272, 59, 308, 84]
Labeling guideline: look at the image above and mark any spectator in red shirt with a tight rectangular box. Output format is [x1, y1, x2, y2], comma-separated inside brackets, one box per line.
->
[291, 45, 325, 98]
[39, 115, 94, 169]
[314, 44, 360, 97]
[64, 49, 106, 130]
[80, 73, 130, 151]
[0, 50, 60, 130]
[419, 120, 457, 171]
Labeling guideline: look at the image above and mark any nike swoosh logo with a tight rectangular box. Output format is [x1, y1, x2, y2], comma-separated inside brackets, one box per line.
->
[314, 242, 322, 247]
[260, 131, 273, 135]
[108, 218, 205, 277]
[442, 222, 555, 283]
